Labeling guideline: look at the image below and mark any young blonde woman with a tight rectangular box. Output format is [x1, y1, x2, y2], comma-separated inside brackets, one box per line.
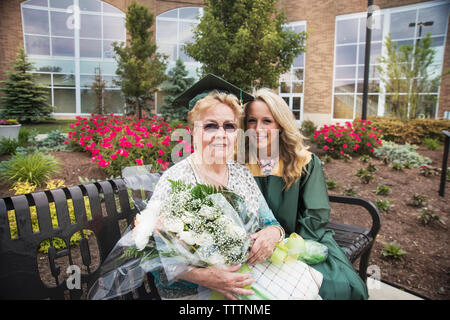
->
[243, 88, 368, 300]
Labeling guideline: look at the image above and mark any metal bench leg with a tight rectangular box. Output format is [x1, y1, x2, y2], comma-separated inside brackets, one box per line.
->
[358, 244, 373, 284]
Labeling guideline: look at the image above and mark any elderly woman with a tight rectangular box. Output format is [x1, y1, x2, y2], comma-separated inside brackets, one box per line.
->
[147, 76, 284, 300]
[243, 88, 368, 300]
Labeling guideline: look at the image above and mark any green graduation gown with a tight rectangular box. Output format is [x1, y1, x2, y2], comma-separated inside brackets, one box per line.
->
[247, 153, 368, 300]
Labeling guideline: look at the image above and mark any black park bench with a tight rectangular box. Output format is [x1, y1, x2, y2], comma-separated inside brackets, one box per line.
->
[0, 177, 381, 300]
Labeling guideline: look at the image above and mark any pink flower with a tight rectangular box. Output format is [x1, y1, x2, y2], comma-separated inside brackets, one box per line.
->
[323, 145, 329, 151]
[156, 158, 163, 164]
[340, 150, 345, 155]
[370, 148, 374, 153]
[146, 142, 153, 148]
[136, 159, 144, 165]
[158, 149, 165, 155]
[343, 144, 348, 148]
[110, 154, 117, 160]
[367, 142, 371, 147]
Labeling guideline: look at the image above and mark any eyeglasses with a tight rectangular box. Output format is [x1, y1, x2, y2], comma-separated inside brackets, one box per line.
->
[202, 122, 238, 134]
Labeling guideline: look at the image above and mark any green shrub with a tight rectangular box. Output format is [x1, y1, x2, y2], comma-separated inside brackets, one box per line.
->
[382, 241, 406, 259]
[0, 151, 60, 186]
[300, 120, 317, 138]
[422, 138, 441, 151]
[373, 141, 432, 168]
[16, 129, 67, 154]
[367, 163, 378, 173]
[368, 116, 450, 144]
[419, 207, 443, 226]
[374, 184, 391, 196]
[0, 138, 20, 155]
[343, 187, 358, 196]
[359, 155, 371, 163]
[326, 179, 339, 190]
[391, 163, 403, 171]
[376, 199, 393, 212]
[410, 194, 428, 208]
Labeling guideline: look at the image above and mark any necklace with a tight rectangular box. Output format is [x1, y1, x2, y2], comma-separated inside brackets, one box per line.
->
[189, 155, 229, 187]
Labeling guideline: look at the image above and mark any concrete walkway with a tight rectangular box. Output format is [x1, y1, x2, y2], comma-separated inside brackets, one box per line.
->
[367, 277, 424, 300]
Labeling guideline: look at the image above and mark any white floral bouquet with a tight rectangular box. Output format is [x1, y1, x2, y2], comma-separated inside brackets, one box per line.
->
[126, 180, 258, 280]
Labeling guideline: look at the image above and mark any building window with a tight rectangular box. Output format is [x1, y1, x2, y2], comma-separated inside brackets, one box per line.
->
[332, 0, 449, 120]
[279, 21, 306, 123]
[21, 0, 126, 115]
[156, 7, 203, 79]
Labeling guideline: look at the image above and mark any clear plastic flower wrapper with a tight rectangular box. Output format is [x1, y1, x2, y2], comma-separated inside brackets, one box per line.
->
[87, 165, 261, 300]
[88, 165, 325, 300]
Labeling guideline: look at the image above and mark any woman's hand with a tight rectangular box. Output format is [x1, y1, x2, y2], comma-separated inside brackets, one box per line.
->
[247, 225, 281, 265]
[178, 265, 255, 300]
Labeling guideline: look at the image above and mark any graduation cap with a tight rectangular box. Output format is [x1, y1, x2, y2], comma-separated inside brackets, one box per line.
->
[172, 73, 254, 110]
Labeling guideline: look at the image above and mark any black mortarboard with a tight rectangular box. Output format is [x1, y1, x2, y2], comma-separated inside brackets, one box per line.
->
[172, 73, 254, 110]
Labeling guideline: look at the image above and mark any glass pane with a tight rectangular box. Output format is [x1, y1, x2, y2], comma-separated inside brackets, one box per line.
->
[357, 65, 380, 80]
[80, 39, 102, 58]
[429, 36, 445, 64]
[53, 88, 76, 113]
[390, 10, 416, 40]
[25, 35, 50, 55]
[280, 82, 291, 94]
[279, 72, 291, 82]
[179, 21, 197, 43]
[79, 0, 100, 12]
[292, 82, 303, 93]
[33, 73, 51, 86]
[81, 88, 97, 113]
[24, 0, 48, 7]
[158, 43, 177, 60]
[23, 8, 49, 35]
[336, 19, 358, 44]
[336, 45, 357, 65]
[416, 94, 437, 118]
[157, 20, 178, 42]
[417, 4, 449, 37]
[104, 90, 125, 114]
[179, 45, 195, 63]
[358, 42, 382, 65]
[334, 80, 355, 93]
[333, 95, 354, 119]
[159, 9, 178, 19]
[356, 80, 380, 93]
[294, 69, 304, 81]
[335, 66, 356, 79]
[80, 61, 117, 75]
[52, 37, 75, 57]
[103, 16, 126, 40]
[53, 74, 75, 87]
[355, 94, 379, 117]
[103, 40, 119, 59]
[282, 97, 290, 106]
[359, 14, 384, 42]
[293, 53, 304, 68]
[293, 110, 301, 120]
[49, 0, 73, 9]
[293, 25, 305, 34]
[80, 14, 101, 38]
[43, 88, 52, 106]
[32, 58, 75, 73]
[292, 97, 301, 111]
[179, 7, 200, 20]
[50, 11, 74, 37]
[80, 75, 94, 87]
[103, 3, 123, 15]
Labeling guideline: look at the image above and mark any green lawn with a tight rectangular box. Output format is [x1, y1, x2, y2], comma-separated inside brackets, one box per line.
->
[22, 120, 74, 134]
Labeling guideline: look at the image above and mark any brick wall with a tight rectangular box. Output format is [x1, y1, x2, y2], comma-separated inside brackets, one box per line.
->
[0, 0, 448, 119]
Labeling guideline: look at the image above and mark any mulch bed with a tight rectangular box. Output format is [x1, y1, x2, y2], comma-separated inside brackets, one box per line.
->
[0, 146, 449, 300]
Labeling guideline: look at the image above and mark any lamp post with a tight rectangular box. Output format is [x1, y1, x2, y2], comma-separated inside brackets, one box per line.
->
[409, 21, 434, 41]
[361, 0, 374, 121]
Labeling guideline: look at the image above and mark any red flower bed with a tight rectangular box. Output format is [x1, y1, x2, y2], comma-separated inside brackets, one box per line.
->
[65, 113, 192, 176]
[313, 120, 383, 158]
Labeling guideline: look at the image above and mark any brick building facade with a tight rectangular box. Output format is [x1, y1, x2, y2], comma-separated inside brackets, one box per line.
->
[0, 0, 448, 124]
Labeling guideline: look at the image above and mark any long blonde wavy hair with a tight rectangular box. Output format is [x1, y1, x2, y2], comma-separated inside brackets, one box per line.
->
[244, 88, 312, 190]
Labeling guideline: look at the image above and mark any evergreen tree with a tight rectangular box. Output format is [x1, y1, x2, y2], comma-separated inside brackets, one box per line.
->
[113, 1, 167, 119]
[159, 59, 195, 122]
[0, 46, 53, 122]
[184, 0, 307, 91]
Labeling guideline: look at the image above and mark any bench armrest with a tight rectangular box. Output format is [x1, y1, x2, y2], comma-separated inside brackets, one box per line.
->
[328, 195, 381, 239]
